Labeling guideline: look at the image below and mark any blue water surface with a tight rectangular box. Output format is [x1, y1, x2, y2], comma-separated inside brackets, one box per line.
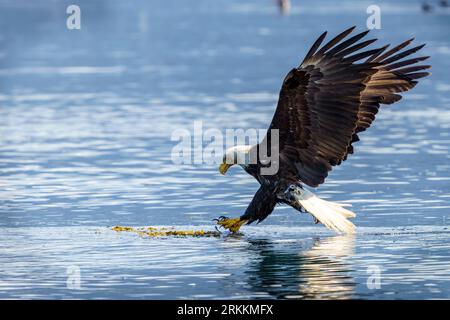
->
[0, 0, 450, 299]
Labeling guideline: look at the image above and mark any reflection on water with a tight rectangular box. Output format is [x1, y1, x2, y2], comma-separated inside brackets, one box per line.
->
[1, 226, 449, 299]
[1, 0, 450, 299]
[298, 236, 355, 299]
[246, 236, 355, 299]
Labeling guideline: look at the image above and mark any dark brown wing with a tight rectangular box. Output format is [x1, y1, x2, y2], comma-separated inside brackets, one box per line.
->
[344, 39, 430, 158]
[263, 27, 430, 187]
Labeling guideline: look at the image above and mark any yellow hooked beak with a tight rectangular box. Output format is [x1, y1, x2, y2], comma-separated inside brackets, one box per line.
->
[219, 163, 232, 175]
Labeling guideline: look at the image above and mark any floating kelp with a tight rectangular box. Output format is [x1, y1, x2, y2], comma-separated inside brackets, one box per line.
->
[111, 225, 221, 238]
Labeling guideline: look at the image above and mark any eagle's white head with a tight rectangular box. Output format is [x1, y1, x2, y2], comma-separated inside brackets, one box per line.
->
[219, 145, 253, 175]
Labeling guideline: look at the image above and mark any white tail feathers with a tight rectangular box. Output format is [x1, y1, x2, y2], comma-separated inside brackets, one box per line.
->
[293, 188, 356, 234]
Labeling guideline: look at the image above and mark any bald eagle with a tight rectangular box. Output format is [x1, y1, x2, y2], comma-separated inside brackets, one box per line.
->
[215, 26, 430, 234]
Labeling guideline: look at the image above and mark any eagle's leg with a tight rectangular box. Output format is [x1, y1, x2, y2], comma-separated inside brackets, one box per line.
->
[214, 216, 248, 233]
[215, 186, 276, 233]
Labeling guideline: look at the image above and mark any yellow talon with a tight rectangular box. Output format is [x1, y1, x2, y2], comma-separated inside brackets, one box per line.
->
[215, 217, 247, 233]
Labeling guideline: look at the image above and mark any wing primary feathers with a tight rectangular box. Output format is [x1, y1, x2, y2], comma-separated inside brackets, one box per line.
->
[365, 44, 390, 62]
[393, 65, 431, 74]
[301, 31, 328, 65]
[326, 30, 370, 56]
[343, 48, 386, 63]
[405, 72, 431, 80]
[266, 27, 430, 190]
[373, 38, 414, 62]
[385, 56, 430, 70]
[316, 26, 356, 56]
[382, 44, 426, 64]
[336, 39, 378, 58]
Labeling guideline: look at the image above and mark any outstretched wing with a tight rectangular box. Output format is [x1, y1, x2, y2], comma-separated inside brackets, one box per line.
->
[263, 26, 430, 187]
